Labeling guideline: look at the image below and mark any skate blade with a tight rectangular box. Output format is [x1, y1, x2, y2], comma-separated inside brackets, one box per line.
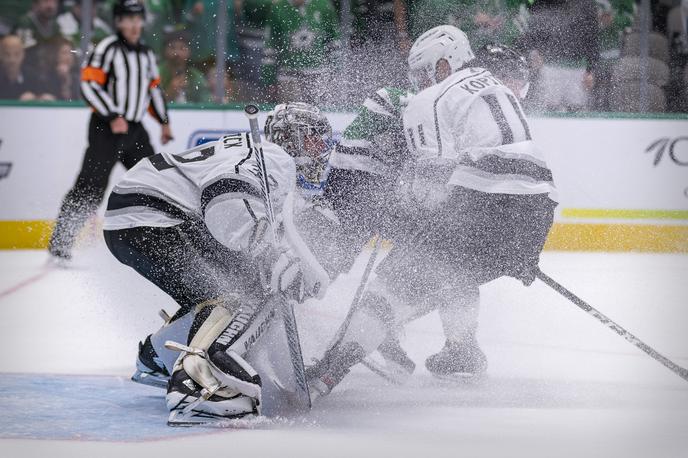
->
[432, 371, 487, 384]
[131, 369, 169, 389]
[361, 358, 413, 385]
[168, 409, 258, 427]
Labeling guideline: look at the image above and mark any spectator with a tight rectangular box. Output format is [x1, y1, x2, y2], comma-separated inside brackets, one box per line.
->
[517, 0, 600, 112]
[339, 0, 411, 102]
[205, 64, 241, 103]
[597, 0, 635, 60]
[236, 0, 272, 100]
[262, 0, 340, 105]
[590, 0, 635, 111]
[666, 0, 688, 111]
[2, 1, 34, 31]
[410, 0, 525, 47]
[0, 34, 36, 100]
[667, 0, 688, 55]
[183, 0, 240, 69]
[57, 0, 113, 51]
[651, 0, 676, 35]
[1, 17, 12, 38]
[29, 36, 80, 101]
[349, 0, 410, 49]
[13, 0, 61, 49]
[159, 30, 212, 104]
[143, 0, 186, 55]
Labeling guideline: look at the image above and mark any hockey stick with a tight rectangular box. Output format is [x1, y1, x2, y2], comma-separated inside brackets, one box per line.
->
[329, 236, 383, 350]
[244, 104, 312, 409]
[535, 268, 688, 383]
[324, 237, 410, 383]
[245, 104, 278, 243]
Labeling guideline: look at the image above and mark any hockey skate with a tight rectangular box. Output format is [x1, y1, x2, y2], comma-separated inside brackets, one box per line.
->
[306, 341, 366, 400]
[362, 337, 416, 385]
[425, 332, 487, 381]
[131, 335, 170, 389]
[166, 367, 259, 426]
[46, 247, 72, 268]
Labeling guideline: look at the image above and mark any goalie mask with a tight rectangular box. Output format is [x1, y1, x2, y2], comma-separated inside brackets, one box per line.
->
[264, 102, 334, 193]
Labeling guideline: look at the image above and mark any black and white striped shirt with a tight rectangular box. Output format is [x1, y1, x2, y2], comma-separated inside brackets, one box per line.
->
[81, 33, 168, 124]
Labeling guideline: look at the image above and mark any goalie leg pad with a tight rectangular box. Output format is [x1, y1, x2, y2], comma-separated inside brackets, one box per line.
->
[165, 300, 266, 425]
[166, 344, 262, 425]
[166, 366, 258, 426]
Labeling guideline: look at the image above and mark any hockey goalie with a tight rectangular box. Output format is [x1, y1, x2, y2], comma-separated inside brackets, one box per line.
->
[102, 103, 333, 425]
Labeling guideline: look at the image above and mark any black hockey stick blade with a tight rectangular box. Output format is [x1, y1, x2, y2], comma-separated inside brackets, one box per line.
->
[535, 268, 688, 383]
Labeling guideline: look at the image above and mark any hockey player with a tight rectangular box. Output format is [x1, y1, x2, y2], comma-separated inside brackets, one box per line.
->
[319, 44, 532, 382]
[310, 86, 418, 379]
[473, 42, 530, 101]
[304, 42, 535, 389]
[311, 87, 413, 273]
[103, 103, 333, 424]
[307, 25, 557, 395]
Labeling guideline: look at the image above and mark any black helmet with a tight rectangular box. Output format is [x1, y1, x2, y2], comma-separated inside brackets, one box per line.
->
[475, 43, 529, 83]
[113, 0, 146, 19]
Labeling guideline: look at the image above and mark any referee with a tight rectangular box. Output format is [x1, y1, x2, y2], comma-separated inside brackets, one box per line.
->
[49, 0, 173, 261]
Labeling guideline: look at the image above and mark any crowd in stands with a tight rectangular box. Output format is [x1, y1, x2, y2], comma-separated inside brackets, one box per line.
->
[1, 0, 687, 113]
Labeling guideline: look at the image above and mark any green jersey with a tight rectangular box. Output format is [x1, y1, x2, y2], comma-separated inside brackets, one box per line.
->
[240, 0, 272, 29]
[13, 12, 61, 48]
[159, 63, 212, 104]
[182, 0, 240, 65]
[2, 1, 33, 26]
[411, 0, 523, 47]
[262, 0, 340, 85]
[335, 87, 413, 175]
[141, 0, 185, 55]
[599, 0, 635, 57]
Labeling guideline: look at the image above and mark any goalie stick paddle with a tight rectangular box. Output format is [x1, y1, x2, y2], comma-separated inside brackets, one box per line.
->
[243, 104, 312, 409]
[535, 268, 688, 383]
[279, 297, 312, 411]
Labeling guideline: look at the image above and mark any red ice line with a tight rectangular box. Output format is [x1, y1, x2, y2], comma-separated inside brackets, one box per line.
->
[0, 266, 53, 300]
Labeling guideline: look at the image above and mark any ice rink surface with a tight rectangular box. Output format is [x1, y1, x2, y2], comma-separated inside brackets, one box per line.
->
[0, 241, 687, 458]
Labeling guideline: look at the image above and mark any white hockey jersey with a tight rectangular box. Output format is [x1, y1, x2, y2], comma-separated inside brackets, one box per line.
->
[103, 133, 296, 253]
[402, 67, 556, 198]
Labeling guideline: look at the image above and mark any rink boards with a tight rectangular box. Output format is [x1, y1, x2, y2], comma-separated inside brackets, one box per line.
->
[0, 103, 686, 252]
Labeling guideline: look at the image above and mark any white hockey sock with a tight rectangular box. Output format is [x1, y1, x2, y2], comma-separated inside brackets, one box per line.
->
[437, 285, 480, 344]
